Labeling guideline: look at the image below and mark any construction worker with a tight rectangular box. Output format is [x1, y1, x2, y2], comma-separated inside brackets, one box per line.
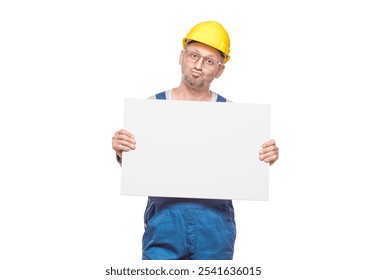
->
[112, 21, 279, 260]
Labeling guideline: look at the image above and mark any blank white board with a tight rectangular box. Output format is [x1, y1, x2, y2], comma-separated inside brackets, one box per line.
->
[121, 98, 270, 200]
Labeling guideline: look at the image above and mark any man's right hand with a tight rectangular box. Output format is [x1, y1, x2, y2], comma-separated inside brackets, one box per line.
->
[112, 129, 136, 159]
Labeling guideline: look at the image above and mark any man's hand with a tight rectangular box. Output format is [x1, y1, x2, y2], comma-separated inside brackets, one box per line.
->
[112, 129, 136, 159]
[259, 139, 279, 166]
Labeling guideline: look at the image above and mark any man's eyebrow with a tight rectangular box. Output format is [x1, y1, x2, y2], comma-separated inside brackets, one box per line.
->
[187, 48, 218, 58]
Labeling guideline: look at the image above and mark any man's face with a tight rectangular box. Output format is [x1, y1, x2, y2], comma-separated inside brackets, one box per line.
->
[179, 42, 224, 89]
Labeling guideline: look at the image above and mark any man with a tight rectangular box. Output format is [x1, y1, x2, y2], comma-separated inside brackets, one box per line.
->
[112, 21, 279, 260]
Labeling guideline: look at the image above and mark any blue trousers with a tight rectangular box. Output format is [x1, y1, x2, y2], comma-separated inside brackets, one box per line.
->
[142, 197, 236, 260]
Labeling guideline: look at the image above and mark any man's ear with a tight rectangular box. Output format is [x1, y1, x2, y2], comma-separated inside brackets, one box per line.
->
[179, 50, 185, 65]
[215, 64, 225, 79]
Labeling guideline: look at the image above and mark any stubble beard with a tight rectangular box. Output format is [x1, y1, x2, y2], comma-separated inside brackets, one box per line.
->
[183, 74, 206, 88]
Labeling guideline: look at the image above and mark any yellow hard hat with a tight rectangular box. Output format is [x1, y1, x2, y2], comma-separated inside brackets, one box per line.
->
[183, 21, 231, 63]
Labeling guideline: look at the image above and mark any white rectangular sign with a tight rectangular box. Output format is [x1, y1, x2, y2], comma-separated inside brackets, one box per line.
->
[121, 98, 271, 200]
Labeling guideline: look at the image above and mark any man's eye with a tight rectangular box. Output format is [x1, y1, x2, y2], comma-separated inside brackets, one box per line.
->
[205, 59, 214, 65]
[191, 53, 199, 59]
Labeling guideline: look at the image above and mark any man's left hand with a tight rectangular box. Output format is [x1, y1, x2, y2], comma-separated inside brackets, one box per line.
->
[259, 139, 279, 166]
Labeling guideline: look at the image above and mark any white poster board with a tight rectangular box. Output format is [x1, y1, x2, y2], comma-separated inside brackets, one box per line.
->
[121, 98, 271, 200]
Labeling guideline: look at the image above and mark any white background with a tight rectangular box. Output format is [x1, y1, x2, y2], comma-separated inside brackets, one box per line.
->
[1, 0, 366, 279]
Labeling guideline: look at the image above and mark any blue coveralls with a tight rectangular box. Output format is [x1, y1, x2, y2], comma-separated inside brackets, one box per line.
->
[142, 197, 236, 260]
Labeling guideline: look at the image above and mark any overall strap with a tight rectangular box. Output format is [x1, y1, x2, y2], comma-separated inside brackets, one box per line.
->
[216, 94, 227, 102]
[155, 91, 167, 100]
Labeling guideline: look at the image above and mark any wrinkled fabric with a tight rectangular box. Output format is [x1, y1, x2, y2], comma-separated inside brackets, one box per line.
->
[142, 197, 236, 260]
